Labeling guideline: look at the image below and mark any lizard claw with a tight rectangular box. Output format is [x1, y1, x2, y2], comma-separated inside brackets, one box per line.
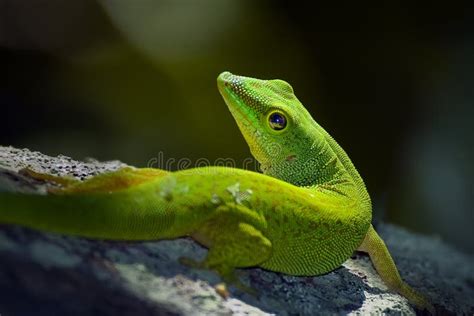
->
[178, 257, 258, 297]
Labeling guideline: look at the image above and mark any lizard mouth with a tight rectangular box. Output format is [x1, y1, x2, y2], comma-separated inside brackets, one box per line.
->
[217, 71, 244, 102]
[217, 72, 258, 131]
[218, 71, 264, 161]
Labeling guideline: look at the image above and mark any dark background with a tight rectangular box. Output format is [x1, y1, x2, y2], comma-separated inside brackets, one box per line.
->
[1, 1, 472, 253]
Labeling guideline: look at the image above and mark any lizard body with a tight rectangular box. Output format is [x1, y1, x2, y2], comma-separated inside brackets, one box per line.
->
[0, 167, 366, 276]
[0, 72, 433, 313]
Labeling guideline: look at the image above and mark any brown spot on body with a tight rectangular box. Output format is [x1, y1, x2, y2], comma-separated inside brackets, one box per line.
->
[286, 154, 297, 162]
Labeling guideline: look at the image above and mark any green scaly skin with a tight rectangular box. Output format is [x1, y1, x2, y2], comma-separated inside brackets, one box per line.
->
[0, 72, 434, 313]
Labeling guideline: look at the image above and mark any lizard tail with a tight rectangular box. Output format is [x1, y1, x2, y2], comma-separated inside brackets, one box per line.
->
[0, 190, 178, 241]
[358, 225, 435, 314]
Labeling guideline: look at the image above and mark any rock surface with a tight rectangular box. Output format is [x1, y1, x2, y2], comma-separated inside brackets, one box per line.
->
[0, 146, 472, 315]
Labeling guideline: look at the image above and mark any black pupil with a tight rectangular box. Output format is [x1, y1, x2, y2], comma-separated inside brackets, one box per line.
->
[269, 113, 287, 130]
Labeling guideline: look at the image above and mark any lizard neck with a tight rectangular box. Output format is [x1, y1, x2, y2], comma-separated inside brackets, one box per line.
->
[317, 122, 371, 206]
[262, 122, 372, 212]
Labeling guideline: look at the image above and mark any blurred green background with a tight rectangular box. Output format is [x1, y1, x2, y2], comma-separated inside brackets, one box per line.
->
[1, 1, 472, 253]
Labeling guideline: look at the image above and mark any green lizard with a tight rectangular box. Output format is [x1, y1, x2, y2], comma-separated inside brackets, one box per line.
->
[0, 72, 433, 313]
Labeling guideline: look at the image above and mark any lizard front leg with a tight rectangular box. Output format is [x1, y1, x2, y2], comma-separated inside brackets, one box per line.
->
[183, 204, 272, 295]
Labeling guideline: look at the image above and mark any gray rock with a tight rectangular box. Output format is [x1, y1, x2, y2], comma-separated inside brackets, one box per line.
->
[0, 146, 472, 315]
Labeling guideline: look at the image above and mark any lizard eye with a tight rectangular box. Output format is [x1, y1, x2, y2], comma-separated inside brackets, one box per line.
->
[268, 112, 287, 131]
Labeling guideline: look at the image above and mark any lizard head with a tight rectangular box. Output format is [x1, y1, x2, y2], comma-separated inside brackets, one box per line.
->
[217, 71, 324, 184]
